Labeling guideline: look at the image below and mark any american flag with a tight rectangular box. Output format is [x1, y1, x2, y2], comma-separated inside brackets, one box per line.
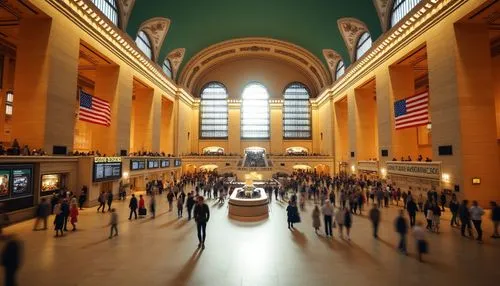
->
[394, 92, 429, 130]
[78, 90, 111, 126]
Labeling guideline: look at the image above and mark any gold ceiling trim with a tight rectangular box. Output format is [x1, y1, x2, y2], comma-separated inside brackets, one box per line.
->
[178, 37, 332, 96]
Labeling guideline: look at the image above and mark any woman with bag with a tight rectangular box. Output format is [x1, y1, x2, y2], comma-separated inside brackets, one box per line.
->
[413, 221, 428, 262]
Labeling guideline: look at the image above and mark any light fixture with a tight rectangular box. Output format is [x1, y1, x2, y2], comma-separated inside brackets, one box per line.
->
[426, 123, 432, 130]
[351, 165, 356, 172]
[122, 172, 129, 179]
[442, 173, 450, 183]
[380, 168, 387, 177]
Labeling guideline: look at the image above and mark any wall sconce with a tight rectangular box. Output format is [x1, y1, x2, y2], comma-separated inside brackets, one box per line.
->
[442, 173, 450, 183]
[380, 168, 387, 177]
[122, 171, 129, 179]
[351, 165, 356, 172]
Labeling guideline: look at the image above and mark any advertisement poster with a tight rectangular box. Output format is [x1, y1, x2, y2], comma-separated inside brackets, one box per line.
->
[0, 170, 10, 198]
[12, 169, 32, 198]
[41, 174, 61, 192]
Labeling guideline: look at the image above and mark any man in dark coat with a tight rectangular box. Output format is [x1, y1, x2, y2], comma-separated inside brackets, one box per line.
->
[395, 210, 408, 254]
[1, 236, 23, 286]
[128, 194, 138, 220]
[407, 198, 418, 227]
[458, 200, 472, 237]
[193, 196, 210, 249]
[186, 192, 195, 220]
[369, 205, 381, 238]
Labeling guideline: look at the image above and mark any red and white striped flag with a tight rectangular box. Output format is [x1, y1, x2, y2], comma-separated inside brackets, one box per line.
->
[394, 91, 429, 130]
[78, 90, 111, 126]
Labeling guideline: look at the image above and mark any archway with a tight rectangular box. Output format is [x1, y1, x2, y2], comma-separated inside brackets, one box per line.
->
[314, 164, 330, 175]
[183, 164, 197, 174]
[293, 164, 313, 172]
[199, 164, 219, 172]
[202, 146, 224, 155]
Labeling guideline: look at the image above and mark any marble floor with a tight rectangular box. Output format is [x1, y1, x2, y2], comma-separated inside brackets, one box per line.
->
[2, 191, 500, 286]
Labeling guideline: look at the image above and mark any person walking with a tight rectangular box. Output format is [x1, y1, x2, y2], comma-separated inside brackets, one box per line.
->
[70, 203, 79, 231]
[417, 194, 424, 212]
[1, 235, 22, 286]
[193, 196, 210, 249]
[458, 200, 472, 237]
[470, 200, 485, 243]
[395, 210, 408, 254]
[53, 200, 64, 237]
[33, 198, 50, 231]
[167, 190, 174, 212]
[413, 221, 428, 262]
[344, 208, 353, 240]
[335, 207, 345, 238]
[150, 194, 156, 219]
[177, 193, 185, 218]
[407, 198, 417, 227]
[321, 201, 333, 237]
[61, 199, 70, 232]
[369, 205, 381, 239]
[439, 192, 447, 212]
[286, 201, 300, 229]
[106, 191, 113, 212]
[186, 192, 195, 220]
[128, 194, 138, 220]
[109, 208, 118, 239]
[78, 189, 86, 210]
[97, 191, 106, 213]
[312, 205, 321, 234]
[449, 195, 460, 227]
[432, 203, 441, 233]
[490, 201, 500, 238]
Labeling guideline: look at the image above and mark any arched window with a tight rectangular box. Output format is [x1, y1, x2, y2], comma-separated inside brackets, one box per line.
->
[241, 83, 270, 139]
[200, 82, 228, 138]
[135, 30, 153, 60]
[390, 0, 422, 28]
[355, 32, 372, 61]
[283, 83, 311, 139]
[91, 0, 119, 26]
[162, 59, 173, 78]
[335, 60, 345, 80]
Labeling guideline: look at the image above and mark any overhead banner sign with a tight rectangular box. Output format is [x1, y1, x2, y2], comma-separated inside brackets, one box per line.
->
[386, 162, 441, 180]
[357, 161, 379, 173]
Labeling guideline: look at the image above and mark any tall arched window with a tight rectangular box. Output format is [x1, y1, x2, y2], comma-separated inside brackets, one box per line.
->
[390, 0, 422, 28]
[283, 83, 311, 139]
[355, 32, 372, 61]
[335, 60, 345, 80]
[241, 83, 270, 139]
[162, 59, 173, 78]
[200, 82, 228, 138]
[91, 0, 119, 26]
[135, 30, 153, 60]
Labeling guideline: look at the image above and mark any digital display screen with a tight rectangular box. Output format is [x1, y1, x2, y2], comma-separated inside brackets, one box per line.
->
[130, 159, 146, 171]
[174, 159, 182, 167]
[0, 170, 10, 199]
[11, 169, 31, 198]
[93, 157, 122, 182]
[147, 159, 160, 169]
[160, 160, 170, 168]
[0, 165, 34, 201]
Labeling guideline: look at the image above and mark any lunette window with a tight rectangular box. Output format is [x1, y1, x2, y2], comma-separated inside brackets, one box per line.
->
[241, 83, 270, 139]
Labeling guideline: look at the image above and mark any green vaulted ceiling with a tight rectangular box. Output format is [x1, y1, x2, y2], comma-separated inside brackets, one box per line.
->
[126, 0, 383, 76]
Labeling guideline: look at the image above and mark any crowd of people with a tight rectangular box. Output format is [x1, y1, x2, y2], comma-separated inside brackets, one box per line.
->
[0, 139, 46, 156]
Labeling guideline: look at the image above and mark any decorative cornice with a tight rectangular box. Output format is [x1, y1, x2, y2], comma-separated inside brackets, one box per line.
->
[315, 0, 465, 107]
[337, 17, 369, 62]
[46, 0, 191, 103]
[322, 49, 343, 80]
[167, 48, 186, 81]
[139, 17, 171, 61]
[179, 37, 332, 96]
[373, 0, 394, 32]
[119, 0, 136, 30]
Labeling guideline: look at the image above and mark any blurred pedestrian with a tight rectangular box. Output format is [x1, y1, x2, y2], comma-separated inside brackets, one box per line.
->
[491, 201, 500, 238]
[321, 201, 333, 237]
[1, 235, 23, 286]
[312, 205, 321, 234]
[33, 198, 50, 231]
[369, 204, 381, 239]
[470, 200, 484, 243]
[70, 203, 79, 231]
[186, 192, 195, 220]
[395, 210, 408, 254]
[128, 194, 138, 220]
[109, 208, 118, 239]
[107, 191, 113, 212]
[413, 221, 428, 262]
[193, 196, 210, 249]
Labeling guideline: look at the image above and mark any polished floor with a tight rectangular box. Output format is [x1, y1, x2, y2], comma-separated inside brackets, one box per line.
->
[2, 191, 500, 286]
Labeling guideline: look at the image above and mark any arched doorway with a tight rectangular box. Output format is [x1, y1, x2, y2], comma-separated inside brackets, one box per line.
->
[314, 164, 330, 175]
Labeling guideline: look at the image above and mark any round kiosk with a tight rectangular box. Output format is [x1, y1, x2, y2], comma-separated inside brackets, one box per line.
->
[228, 179, 269, 221]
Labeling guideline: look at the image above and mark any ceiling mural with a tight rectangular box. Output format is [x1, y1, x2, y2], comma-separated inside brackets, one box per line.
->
[166, 48, 186, 80]
[322, 49, 342, 80]
[125, 0, 383, 75]
[138, 17, 171, 61]
[337, 18, 369, 61]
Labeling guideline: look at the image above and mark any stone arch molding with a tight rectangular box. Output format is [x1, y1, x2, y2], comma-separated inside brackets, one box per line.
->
[118, 0, 136, 30]
[178, 38, 331, 95]
[322, 49, 343, 80]
[337, 18, 369, 62]
[166, 48, 186, 81]
[138, 17, 171, 61]
[372, 0, 395, 32]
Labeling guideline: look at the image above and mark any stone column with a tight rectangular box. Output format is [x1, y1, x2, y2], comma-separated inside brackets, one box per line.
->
[376, 65, 393, 165]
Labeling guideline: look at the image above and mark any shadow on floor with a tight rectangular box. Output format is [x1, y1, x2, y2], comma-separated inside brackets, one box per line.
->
[169, 248, 203, 285]
[80, 238, 110, 249]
